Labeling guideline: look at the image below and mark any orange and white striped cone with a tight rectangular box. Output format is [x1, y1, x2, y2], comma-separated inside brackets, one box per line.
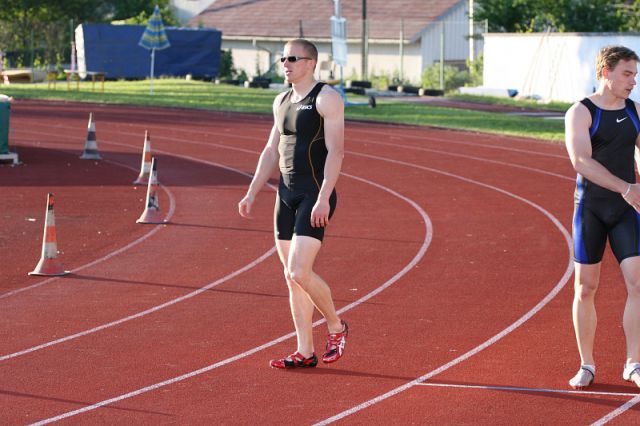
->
[136, 157, 165, 224]
[28, 193, 70, 276]
[80, 113, 101, 160]
[133, 130, 152, 185]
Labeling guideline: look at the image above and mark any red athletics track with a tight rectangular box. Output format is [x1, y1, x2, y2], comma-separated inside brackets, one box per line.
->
[1, 99, 638, 425]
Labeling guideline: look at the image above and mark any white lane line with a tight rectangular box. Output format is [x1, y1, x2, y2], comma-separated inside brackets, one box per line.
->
[345, 125, 568, 159]
[351, 138, 574, 181]
[14, 117, 568, 161]
[8, 122, 567, 366]
[14, 124, 574, 185]
[29, 170, 433, 425]
[12, 128, 261, 186]
[416, 382, 640, 398]
[591, 394, 640, 425]
[314, 152, 573, 425]
[0, 247, 276, 362]
[1, 133, 277, 360]
[16, 116, 564, 423]
[0, 156, 176, 300]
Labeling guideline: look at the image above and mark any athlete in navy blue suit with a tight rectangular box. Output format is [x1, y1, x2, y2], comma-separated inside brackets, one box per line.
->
[566, 45, 640, 389]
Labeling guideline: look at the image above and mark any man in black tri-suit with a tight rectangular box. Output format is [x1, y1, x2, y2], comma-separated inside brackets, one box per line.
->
[238, 39, 348, 369]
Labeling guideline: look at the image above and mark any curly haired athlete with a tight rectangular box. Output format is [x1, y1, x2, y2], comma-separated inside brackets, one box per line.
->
[565, 45, 640, 389]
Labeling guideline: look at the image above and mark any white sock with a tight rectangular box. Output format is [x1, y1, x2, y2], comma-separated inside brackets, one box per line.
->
[581, 364, 596, 375]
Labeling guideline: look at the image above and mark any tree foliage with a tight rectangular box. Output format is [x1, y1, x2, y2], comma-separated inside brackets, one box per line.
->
[475, 0, 626, 33]
[0, 0, 177, 68]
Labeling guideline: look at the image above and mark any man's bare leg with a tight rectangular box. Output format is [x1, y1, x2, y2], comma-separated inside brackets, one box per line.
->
[573, 262, 601, 365]
[288, 235, 342, 334]
[570, 262, 601, 388]
[276, 239, 315, 358]
[620, 256, 640, 387]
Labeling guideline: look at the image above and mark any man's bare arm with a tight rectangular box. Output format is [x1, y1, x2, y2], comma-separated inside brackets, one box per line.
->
[311, 86, 344, 227]
[238, 93, 285, 218]
[566, 102, 629, 193]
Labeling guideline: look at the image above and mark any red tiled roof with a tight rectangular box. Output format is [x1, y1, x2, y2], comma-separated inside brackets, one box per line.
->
[189, 0, 464, 41]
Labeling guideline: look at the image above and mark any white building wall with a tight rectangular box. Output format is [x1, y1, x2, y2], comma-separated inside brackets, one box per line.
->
[222, 38, 424, 84]
[484, 33, 640, 103]
[418, 2, 485, 68]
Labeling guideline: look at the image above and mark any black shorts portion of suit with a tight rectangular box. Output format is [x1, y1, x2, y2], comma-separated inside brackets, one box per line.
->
[275, 175, 337, 241]
[572, 97, 640, 264]
[573, 186, 640, 264]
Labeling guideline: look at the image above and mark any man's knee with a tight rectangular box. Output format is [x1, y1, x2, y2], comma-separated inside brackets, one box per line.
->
[626, 279, 640, 297]
[289, 266, 311, 289]
[575, 278, 599, 299]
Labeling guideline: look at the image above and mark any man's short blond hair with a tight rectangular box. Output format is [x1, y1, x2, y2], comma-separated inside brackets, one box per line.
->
[285, 38, 318, 62]
[596, 45, 639, 80]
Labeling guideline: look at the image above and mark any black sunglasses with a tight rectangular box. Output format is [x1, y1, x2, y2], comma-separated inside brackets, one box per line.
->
[280, 56, 312, 63]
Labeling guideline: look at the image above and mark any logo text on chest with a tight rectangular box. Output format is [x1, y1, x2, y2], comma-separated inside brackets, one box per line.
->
[296, 105, 313, 111]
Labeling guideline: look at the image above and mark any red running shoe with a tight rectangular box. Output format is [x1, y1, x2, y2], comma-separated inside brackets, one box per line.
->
[322, 320, 349, 363]
[270, 351, 318, 369]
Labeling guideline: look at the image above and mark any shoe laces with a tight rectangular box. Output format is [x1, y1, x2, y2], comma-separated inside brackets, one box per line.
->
[326, 331, 345, 349]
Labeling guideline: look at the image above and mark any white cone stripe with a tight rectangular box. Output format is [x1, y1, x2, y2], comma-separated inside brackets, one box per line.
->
[43, 242, 58, 259]
[45, 212, 55, 226]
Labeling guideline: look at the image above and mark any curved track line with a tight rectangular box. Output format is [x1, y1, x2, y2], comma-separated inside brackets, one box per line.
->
[106, 124, 572, 180]
[0, 247, 276, 362]
[314, 151, 573, 425]
[6, 122, 571, 360]
[591, 394, 640, 425]
[16, 114, 570, 423]
[0, 157, 176, 300]
[350, 138, 574, 181]
[15, 118, 567, 161]
[15, 125, 574, 183]
[346, 125, 568, 159]
[29, 172, 433, 426]
[1, 135, 277, 360]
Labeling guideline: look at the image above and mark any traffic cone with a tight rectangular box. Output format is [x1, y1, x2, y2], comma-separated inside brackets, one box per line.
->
[133, 130, 152, 185]
[80, 113, 101, 160]
[136, 157, 165, 224]
[29, 193, 70, 276]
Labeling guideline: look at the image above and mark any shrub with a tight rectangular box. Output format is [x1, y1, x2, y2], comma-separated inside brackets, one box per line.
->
[466, 54, 483, 87]
[219, 49, 236, 79]
[421, 63, 471, 92]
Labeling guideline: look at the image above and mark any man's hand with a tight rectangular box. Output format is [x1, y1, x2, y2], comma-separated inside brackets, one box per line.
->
[623, 183, 640, 212]
[238, 194, 255, 218]
[310, 198, 330, 228]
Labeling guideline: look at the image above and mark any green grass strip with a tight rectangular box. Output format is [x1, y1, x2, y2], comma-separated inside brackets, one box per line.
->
[0, 79, 565, 141]
[450, 93, 571, 112]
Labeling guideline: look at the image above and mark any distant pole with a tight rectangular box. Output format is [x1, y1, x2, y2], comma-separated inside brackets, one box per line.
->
[468, 0, 475, 62]
[299, 19, 304, 38]
[30, 27, 34, 69]
[361, 0, 368, 80]
[440, 21, 445, 91]
[399, 18, 404, 82]
[70, 18, 76, 72]
[150, 48, 155, 95]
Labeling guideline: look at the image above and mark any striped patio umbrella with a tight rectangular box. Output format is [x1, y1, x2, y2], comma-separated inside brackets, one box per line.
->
[138, 5, 171, 95]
